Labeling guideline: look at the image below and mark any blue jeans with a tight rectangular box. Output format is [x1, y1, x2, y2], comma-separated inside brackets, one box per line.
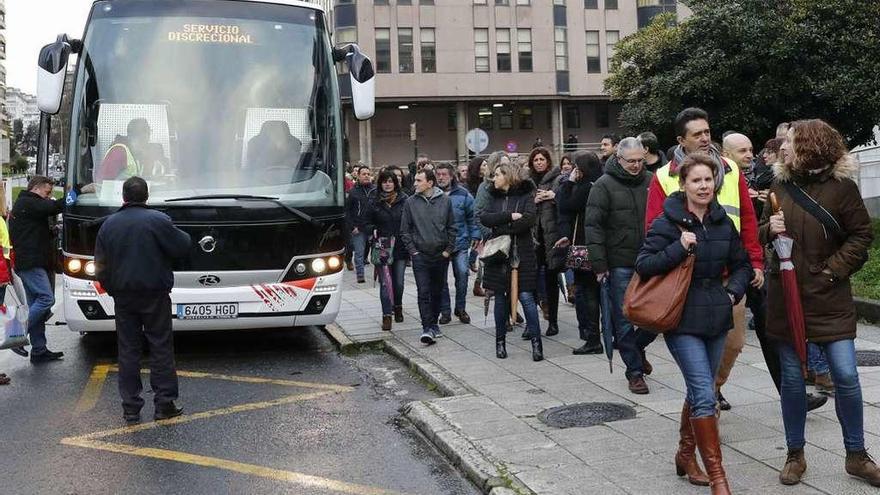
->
[441, 250, 470, 315]
[779, 339, 864, 451]
[807, 343, 830, 375]
[351, 231, 369, 278]
[494, 291, 541, 341]
[608, 268, 655, 379]
[412, 255, 448, 332]
[564, 269, 574, 286]
[17, 267, 54, 354]
[377, 259, 407, 315]
[665, 332, 728, 417]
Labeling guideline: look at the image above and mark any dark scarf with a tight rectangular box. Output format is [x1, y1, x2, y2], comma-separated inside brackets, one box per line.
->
[380, 190, 398, 205]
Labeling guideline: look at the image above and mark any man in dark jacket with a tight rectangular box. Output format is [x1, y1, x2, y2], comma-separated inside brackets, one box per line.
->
[435, 163, 480, 325]
[400, 169, 456, 346]
[10, 176, 64, 362]
[585, 137, 655, 394]
[346, 166, 376, 283]
[95, 177, 191, 423]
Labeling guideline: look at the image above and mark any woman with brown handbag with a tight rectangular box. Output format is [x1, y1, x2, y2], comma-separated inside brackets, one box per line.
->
[635, 152, 751, 495]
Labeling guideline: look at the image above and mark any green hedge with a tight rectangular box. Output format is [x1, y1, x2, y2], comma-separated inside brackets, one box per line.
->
[852, 219, 880, 300]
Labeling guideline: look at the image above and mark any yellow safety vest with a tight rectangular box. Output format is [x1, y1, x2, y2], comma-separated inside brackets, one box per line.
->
[656, 157, 742, 232]
[103, 143, 141, 178]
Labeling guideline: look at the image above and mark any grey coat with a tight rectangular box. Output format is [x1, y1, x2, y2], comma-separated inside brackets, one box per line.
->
[400, 187, 457, 261]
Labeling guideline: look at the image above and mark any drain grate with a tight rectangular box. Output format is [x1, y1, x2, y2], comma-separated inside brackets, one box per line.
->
[856, 350, 880, 367]
[537, 402, 636, 429]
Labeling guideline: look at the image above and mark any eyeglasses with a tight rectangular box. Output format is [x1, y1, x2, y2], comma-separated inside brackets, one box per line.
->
[618, 156, 644, 165]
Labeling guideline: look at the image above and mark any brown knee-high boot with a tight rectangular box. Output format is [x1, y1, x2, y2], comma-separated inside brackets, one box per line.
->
[676, 402, 710, 486]
[691, 416, 731, 495]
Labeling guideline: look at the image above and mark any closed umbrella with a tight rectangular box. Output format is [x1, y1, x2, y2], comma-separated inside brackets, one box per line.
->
[770, 193, 808, 368]
[599, 277, 615, 373]
[509, 245, 520, 329]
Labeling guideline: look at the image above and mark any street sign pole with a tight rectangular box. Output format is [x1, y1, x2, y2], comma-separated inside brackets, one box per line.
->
[410, 123, 418, 165]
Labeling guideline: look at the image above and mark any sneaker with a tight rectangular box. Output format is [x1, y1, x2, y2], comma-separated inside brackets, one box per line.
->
[432, 326, 443, 339]
[572, 341, 603, 355]
[439, 313, 452, 325]
[419, 331, 436, 345]
[454, 309, 471, 324]
[123, 409, 141, 424]
[628, 375, 649, 395]
[717, 391, 731, 411]
[356, 276, 365, 283]
[154, 402, 184, 421]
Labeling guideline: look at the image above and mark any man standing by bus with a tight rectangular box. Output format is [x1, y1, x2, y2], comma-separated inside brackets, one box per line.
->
[10, 176, 64, 362]
[95, 177, 191, 424]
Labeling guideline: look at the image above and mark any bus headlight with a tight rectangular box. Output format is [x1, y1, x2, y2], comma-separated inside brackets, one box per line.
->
[327, 256, 341, 270]
[68, 258, 82, 273]
[311, 258, 327, 273]
[84, 261, 96, 277]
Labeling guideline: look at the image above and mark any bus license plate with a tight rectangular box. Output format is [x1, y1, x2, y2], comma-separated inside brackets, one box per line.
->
[176, 303, 239, 320]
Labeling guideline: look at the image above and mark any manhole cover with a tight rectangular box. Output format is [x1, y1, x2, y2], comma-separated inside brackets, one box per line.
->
[856, 350, 880, 367]
[537, 402, 636, 428]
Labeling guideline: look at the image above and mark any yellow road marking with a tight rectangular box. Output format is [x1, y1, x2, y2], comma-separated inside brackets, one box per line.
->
[65, 366, 401, 495]
[105, 366, 354, 393]
[69, 390, 338, 440]
[61, 438, 407, 495]
[74, 364, 111, 413]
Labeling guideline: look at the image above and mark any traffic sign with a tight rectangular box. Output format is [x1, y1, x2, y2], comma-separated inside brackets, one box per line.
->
[466, 128, 489, 154]
[505, 140, 518, 153]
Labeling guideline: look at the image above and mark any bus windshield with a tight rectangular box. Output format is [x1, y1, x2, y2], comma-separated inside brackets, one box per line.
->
[67, 0, 343, 208]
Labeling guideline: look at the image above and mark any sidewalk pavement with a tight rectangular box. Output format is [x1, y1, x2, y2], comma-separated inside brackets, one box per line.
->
[332, 267, 880, 495]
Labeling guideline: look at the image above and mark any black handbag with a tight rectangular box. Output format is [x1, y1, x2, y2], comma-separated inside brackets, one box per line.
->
[564, 213, 591, 272]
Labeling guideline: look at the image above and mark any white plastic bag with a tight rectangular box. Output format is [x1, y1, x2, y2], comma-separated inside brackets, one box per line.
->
[0, 280, 29, 350]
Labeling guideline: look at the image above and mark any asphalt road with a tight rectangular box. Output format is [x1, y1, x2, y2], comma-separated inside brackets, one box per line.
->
[0, 325, 479, 495]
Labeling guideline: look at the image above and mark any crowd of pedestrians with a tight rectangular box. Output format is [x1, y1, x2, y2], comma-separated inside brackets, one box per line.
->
[344, 107, 880, 491]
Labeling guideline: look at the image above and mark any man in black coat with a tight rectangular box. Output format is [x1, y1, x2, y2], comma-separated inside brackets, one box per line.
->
[345, 165, 376, 283]
[95, 177, 191, 423]
[9, 176, 64, 362]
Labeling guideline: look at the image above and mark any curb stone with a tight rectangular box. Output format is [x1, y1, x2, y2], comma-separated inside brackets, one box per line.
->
[404, 401, 533, 495]
[383, 338, 473, 397]
[322, 323, 359, 354]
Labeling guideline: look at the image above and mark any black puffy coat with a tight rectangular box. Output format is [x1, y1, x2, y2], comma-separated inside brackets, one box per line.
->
[346, 183, 376, 232]
[480, 181, 538, 293]
[366, 192, 409, 260]
[584, 156, 652, 274]
[635, 193, 751, 338]
[528, 166, 564, 269]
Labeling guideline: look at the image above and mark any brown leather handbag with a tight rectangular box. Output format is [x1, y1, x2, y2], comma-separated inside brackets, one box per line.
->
[623, 244, 695, 334]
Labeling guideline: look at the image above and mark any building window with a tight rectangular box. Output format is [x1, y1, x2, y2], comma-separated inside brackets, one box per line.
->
[586, 30, 600, 73]
[516, 0, 530, 4]
[596, 102, 610, 128]
[498, 107, 514, 129]
[478, 107, 493, 130]
[448, 107, 457, 131]
[398, 28, 414, 73]
[474, 0, 487, 4]
[517, 29, 532, 72]
[375, 0, 389, 5]
[565, 106, 580, 128]
[495, 0, 509, 5]
[554, 0, 565, 4]
[420, 28, 436, 73]
[554, 28, 568, 71]
[584, 0, 597, 7]
[375, 28, 391, 73]
[475, 29, 490, 72]
[604, 0, 618, 8]
[518, 107, 533, 129]
[496, 29, 511, 72]
[606, 30, 619, 63]
[399, 0, 412, 5]
[420, 0, 434, 4]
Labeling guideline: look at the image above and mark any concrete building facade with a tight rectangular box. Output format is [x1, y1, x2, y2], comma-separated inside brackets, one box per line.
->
[334, 0, 687, 166]
[0, 0, 7, 143]
[6, 87, 39, 130]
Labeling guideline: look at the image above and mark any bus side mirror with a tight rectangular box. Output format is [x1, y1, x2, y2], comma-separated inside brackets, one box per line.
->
[37, 35, 72, 115]
[335, 44, 375, 121]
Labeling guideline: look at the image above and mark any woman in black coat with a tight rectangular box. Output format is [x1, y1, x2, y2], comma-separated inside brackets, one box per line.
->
[366, 168, 409, 331]
[635, 153, 751, 495]
[480, 162, 542, 361]
[556, 151, 603, 355]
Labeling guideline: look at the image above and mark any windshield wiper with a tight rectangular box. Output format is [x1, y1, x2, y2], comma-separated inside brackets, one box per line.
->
[165, 195, 323, 228]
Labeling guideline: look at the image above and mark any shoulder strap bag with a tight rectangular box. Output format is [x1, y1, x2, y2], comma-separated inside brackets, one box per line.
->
[623, 226, 695, 334]
[479, 197, 521, 264]
[782, 182, 843, 241]
[564, 213, 591, 272]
